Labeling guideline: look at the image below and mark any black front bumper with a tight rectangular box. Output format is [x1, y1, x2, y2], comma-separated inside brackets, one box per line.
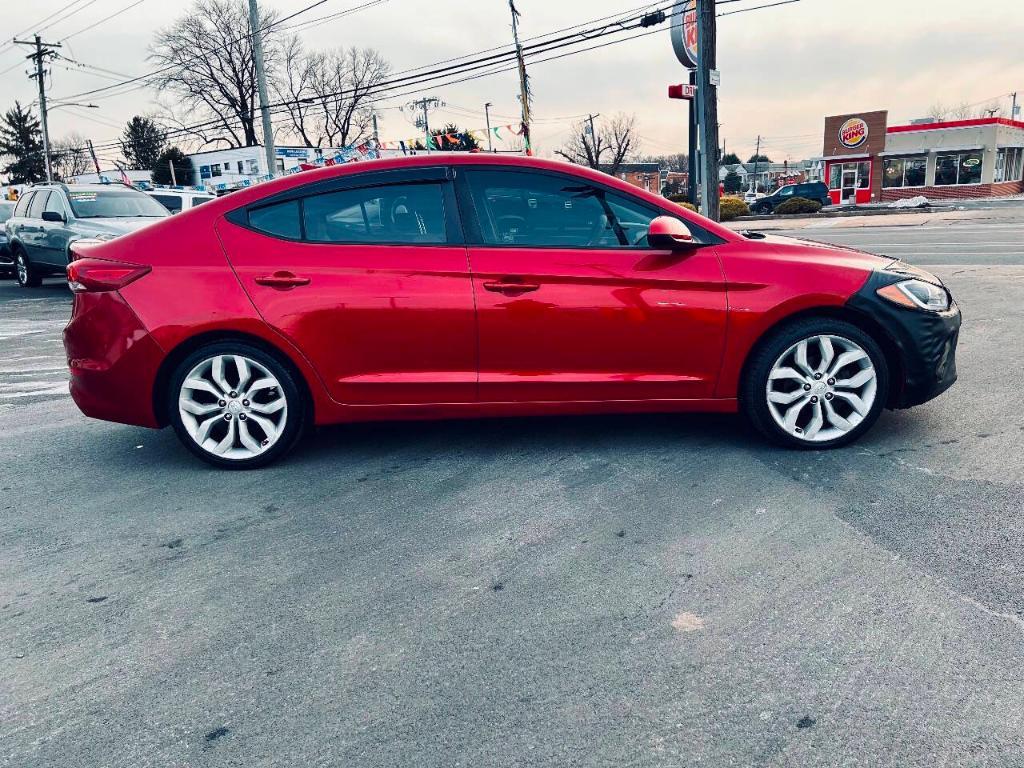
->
[848, 269, 961, 409]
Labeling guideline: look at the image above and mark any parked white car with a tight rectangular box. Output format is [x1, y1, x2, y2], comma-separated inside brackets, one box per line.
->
[148, 189, 216, 214]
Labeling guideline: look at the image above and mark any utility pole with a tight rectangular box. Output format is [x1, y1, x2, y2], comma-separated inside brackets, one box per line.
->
[753, 134, 761, 193]
[1012, 92, 1019, 120]
[587, 113, 600, 165]
[695, 0, 719, 220]
[247, 0, 275, 176]
[407, 97, 442, 152]
[13, 35, 61, 182]
[169, 159, 178, 186]
[484, 102, 494, 152]
[86, 139, 102, 177]
[509, 0, 532, 155]
[372, 112, 380, 145]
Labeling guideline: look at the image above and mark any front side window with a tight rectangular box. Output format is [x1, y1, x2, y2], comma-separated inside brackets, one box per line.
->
[935, 152, 983, 185]
[303, 182, 447, 244]
[44, 192, 68, 218]
[466, 169, 666, 248]
[67, 189, 168, 218]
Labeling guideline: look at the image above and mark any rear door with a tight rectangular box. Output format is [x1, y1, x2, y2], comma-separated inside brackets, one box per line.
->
[38, 190, 74, 266]
[21, 191, 48, 259]
[456, 167, 728, 404]
[219, 167, 477, 406]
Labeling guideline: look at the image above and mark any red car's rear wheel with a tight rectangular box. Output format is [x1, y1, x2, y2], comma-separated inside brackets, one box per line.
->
[168, 342, 306, 468]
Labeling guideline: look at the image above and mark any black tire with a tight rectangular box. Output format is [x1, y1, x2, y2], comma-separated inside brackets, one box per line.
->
[167, 341, 307, 469]
[741, 318, 889, 450]
[14, 248, 41, 288]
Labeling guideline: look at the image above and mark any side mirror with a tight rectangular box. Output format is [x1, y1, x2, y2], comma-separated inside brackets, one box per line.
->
[647, 216, 695, 250]
[41, 210, 64, 223]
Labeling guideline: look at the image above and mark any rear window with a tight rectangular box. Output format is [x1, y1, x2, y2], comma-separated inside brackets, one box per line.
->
[151, 193, 182, 213]
[67, 189, 167, 219]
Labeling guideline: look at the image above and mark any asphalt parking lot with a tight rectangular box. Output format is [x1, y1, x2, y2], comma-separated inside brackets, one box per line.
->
[3, 215, 1024, 767]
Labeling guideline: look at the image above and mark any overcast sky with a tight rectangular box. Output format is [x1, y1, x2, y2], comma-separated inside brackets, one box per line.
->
[1, 0, 1022, 164]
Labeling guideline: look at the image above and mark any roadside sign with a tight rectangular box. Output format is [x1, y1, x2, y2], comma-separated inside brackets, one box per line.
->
[668, 83, 697, 100]
[670, 1, 698, 69]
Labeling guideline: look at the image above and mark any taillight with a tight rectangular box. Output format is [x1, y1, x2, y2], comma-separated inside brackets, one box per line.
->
[66, 258, 151, 293]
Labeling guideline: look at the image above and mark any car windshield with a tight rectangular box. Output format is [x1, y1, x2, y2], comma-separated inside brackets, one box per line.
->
[67, 189, 168, 218]
[0, 201, 14, 222]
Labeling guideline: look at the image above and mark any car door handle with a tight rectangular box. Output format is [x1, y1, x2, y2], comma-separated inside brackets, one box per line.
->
[255, 271, 310, 288]
[482, 279, 540, 294]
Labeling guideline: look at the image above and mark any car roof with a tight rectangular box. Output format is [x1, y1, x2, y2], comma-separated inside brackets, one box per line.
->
[202, 153, 740, 242]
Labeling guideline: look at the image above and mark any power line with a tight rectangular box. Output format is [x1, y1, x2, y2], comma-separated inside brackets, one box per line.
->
[60, 0, 150, 42]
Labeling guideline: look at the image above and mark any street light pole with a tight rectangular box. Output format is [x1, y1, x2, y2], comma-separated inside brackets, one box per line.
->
[484, 102, 494, 152]
[247, 0, 275, 176]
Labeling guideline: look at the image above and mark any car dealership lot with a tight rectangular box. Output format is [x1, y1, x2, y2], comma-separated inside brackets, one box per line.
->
[2, 218, 1024, 767]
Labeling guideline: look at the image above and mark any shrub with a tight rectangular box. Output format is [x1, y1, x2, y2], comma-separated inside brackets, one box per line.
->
[774, 196, 822, 215]
[719, 197, 750, 221]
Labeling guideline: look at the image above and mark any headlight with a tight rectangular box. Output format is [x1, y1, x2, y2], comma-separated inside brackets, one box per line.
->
[877, 279, 951, 312]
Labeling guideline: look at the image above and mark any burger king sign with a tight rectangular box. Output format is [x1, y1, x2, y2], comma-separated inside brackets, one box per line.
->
[839, 117, 869, 150]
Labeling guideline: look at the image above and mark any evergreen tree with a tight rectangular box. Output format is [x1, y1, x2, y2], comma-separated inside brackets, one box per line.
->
[432, 123, 480, 152]
[120, 116, 167, 170]
[723, 169, 742, 194]
[0, 101, 45, 183]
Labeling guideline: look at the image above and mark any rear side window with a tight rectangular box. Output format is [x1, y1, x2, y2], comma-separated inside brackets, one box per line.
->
[13, 192, 33, 218]
[249, 200, 301, 239]
[28, 192, 50, 218]
[191, 196, 213, 208]
[302, 182, 446, 244]
[152, 194, 182, 213]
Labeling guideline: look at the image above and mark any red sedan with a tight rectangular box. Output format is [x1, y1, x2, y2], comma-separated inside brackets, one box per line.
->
[63, 155, 960, 468]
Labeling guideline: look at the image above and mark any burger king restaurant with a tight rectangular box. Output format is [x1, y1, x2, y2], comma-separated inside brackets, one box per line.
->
[822, 110, 1024, 205]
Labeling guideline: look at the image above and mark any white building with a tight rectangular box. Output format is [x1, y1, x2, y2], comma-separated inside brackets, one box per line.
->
[188, 144, 409, 191]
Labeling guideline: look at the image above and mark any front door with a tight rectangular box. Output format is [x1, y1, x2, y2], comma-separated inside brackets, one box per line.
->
[219, 168, 477, 406]
[457, 167, 728, 404]
[841, 166, 858, 204]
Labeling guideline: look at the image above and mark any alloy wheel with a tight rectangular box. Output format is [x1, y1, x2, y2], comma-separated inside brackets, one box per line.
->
[765, 334, 878, 443]
[177, 354, 288, 460]
[16, 253, 28, 285]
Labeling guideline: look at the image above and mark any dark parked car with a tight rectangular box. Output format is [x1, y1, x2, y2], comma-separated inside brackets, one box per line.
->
[0, 200, 14, 277]
[750, 181, 831, 214]
[4, 182, 168, 287]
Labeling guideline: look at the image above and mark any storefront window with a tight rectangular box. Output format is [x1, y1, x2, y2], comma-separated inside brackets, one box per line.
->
[935, 152, 983, 185]
[829, 163, 841, 190]
[883, 156, 927, 188]
[857, 161, 871, 189]
[995, 147, 1024, 183]
[883, 158, 904, 188]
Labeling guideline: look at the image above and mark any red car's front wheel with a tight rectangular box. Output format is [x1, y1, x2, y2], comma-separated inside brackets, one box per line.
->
[742, 318, 889, 449]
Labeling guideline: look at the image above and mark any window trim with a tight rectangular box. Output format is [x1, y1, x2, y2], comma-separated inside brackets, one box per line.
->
[453, 165, 724, 250]
[226, 168, 463, 246]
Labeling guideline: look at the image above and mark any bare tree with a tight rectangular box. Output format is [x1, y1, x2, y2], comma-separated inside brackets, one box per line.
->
[274, 41, 391, 148]
[555, 112, 639, 176]
[149, 0, 280, 149]
[51, 133, 92, 180]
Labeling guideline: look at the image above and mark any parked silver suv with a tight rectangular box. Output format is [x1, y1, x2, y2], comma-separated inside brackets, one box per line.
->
[4, 183, 169, 287]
